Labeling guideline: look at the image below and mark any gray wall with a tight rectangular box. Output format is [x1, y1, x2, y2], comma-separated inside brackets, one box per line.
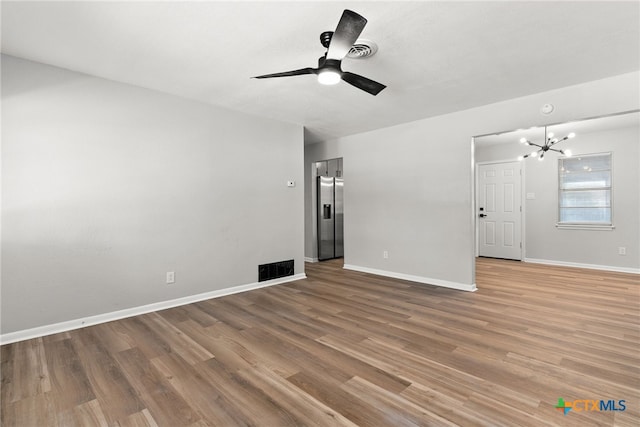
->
[304, 72, 639, 287]
[476, 119, 639, 270]
[1, 56, 304, 334]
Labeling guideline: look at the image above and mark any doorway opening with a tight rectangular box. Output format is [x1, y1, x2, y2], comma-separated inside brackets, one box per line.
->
[315, 158, 343, 261]
[473, 128, 537, 264]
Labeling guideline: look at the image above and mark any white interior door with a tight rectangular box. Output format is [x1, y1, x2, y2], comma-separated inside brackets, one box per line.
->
[477, 162, 522, 260]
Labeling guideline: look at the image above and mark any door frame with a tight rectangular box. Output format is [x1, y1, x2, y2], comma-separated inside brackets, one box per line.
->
[474, 159, 526, 260]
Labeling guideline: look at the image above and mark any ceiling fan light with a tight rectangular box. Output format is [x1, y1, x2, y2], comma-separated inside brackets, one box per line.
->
[317, 70, 341, 85]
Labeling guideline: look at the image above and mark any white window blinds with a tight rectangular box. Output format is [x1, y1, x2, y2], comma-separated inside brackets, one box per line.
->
[558, 153, 612, 224]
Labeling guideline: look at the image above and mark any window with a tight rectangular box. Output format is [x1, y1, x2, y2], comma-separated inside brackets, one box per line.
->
[558, 153, 612, 226]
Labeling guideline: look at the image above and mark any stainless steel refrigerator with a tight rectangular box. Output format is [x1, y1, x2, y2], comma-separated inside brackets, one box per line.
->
[317, 176, 344, 260]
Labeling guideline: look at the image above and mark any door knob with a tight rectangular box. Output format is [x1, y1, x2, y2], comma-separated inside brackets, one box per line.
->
[479, 213, 487, 218]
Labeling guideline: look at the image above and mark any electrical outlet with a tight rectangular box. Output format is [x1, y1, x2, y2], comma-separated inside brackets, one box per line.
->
[383, 251, 389, 259]
[618, 247, 626, 256]
[166, 272, 175, 284]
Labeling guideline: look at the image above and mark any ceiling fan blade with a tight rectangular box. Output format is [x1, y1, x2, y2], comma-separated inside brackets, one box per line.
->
[252, 68, 317, 79]
[341, 72, 386, 96]
[326, 10, 367, 60]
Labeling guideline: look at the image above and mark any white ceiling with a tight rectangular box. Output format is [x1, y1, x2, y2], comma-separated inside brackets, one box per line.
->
[2, 1, 639, 144]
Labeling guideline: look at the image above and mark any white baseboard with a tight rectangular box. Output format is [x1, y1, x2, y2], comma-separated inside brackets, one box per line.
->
[343, 264, 477, 292]
[524, 258, 640, 274]
[0, 273, 306, 345]
[304, 257, 318, 263]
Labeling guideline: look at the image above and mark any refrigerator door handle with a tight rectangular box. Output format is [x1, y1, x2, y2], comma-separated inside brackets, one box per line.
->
[323, 204, 332, 219]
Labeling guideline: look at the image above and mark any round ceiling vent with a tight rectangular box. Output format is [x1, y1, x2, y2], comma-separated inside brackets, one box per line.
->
[347, 39, 378, 59]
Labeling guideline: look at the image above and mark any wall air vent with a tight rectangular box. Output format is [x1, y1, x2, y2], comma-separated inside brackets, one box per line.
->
[258, 259, 294, 282]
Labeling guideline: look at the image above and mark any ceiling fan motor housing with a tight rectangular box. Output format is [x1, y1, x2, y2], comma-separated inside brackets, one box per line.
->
[318, 57, 342, 72]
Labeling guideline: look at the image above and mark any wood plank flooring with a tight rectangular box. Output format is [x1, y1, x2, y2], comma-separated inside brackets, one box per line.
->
[2, 258, 639, 426]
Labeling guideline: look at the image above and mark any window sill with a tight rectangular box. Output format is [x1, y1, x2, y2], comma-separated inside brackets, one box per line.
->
[556, 223, 615, 231]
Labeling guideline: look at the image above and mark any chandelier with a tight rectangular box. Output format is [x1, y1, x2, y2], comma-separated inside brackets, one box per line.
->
[517, 126, 575, 161]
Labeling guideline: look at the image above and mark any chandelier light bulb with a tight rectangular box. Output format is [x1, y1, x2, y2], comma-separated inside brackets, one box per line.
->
[564, 149, 572, 157]
[520, 138, 527, 144]
[531, 151, 538, 158]
[568, 132, 576, 138]
[548, 132, 554, 138]
[517, 155, 524, 161]
[538, 154, 544, 161]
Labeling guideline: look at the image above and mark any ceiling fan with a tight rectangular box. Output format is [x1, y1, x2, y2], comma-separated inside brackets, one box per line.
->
[252, 9, 386, 96]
